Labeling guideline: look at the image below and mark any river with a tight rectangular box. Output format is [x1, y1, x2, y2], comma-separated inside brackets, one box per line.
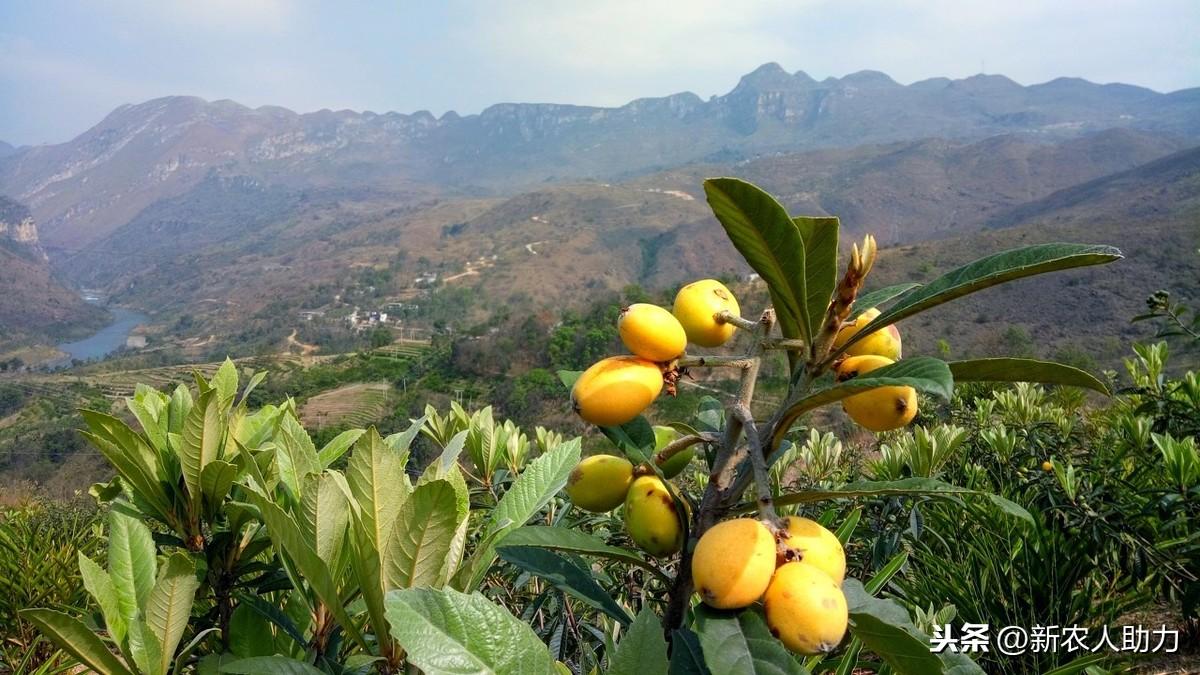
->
[53, 307, 150, 367]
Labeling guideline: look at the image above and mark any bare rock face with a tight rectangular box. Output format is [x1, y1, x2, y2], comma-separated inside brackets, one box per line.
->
[0, 196, 47, 261]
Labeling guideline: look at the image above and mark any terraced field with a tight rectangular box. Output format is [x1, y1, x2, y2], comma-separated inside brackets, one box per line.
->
[299, 382, 394, 429]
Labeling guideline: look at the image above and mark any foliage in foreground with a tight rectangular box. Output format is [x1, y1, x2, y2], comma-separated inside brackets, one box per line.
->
[9, 177, 1196, 674]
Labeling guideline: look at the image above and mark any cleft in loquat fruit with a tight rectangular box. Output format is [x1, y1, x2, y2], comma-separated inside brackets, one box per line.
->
[565, 455, 634, 512]
[777, 516, 846, 584]
[833, 307, 902, 360]
[571, 356, 664, 427]
[672, 279, 740, 348]
[618, 303, 688, 362]
[691, 518, 776, 609]
[835, 354, 918, 432]
[623, 475, 684, 557]
[763, 562, 849, 656]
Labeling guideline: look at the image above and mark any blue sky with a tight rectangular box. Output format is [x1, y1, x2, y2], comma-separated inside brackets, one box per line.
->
[2, 0, 1198, 145]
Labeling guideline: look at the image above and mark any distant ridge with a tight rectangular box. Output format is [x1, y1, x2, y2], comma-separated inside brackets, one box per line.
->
[1, 63, 1197, 251]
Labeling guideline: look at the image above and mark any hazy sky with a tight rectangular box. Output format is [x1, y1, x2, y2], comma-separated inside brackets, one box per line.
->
[2, 0, 1197, 145]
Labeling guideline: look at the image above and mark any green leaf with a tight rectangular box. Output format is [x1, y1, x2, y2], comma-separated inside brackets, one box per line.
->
[607, 608, 668, 675]
[145, 553, 200, 675]
[229, 604, 276, 658]
[211, 358, 239, 410]
[167, 385, 192, 436]
[20, 608, 136, 675]
[497, 526, 663, 581]
[837, 243, 1122, 357]
[771, 358, 953, 449]
[668, 627, 711, 675]
[851, 283, 922, 318]
[179, 388, 222, 513]
[792, 215, 840, 346]
[78, 551, 126, 645]
[843, 579, 983, 675]
[317, 428, 365, 468]
[127, 386, 168, 452]
[557, 370, 583, 390]
[244, 489, 368, 651]
[384, 587, 558, 675]
[947, 358, 1109, 395]
[275, 413, 321, 502]
[703, 178, 809, 346]
[200, 460, 238, 515]
[220, 656, 326, 674]
[108, 509, 157, 631]
[693, 605, 809, 675]
[497, 547, 632, 625]
[600, 416, 656, 464]
[465, 437, 581, 589]
[298, 471, 350, 566]
[347, 427, 413, 553]
[762, 478, 1033, 524]
[128, 613, 163, 675]
[79, 410, 173, 520]
[384, 479, 460, 589]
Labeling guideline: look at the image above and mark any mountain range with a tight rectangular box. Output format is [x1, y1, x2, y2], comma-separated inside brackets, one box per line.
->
[0, 63, 1197, 361]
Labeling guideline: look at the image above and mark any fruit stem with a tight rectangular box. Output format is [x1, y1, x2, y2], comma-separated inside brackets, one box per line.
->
[654, 433, 718, 467]
[715, 310, 759, 331]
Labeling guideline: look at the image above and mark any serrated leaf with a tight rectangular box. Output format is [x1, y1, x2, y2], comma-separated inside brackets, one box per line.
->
[298, 471, 350, 565]
[211, 358, 239, 410]
[108, 509, 157, 630]
[20, 608, 136, 675]
[838, 243, 1122, 357]
[78, 552, 126, 645]
[244, 489, 367, 651]
[145, 552, 200, 674]
[464, 437, 581, 589]
[385, 587, 558, 675]
[498, 547, 632, 625]
[793, 215, 840, 351]
[843, 579, 984, 674]
[384, 479, 460, 589]
[275, 413, 321, 502]
[347, 427, 413, 554]
[179, 388, 222, 513]
[704, 178, 809, 347]
[607, 607, 668, 675]
[947, 358, 1109, 395]
[693, 606, 809, 675]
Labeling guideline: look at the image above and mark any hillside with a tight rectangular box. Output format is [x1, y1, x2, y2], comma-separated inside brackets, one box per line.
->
[867, 148, 1200, 363]
[37, 132, 1193, 358]
[1, 64, 1197, 251]
[0, 198, 107, 353]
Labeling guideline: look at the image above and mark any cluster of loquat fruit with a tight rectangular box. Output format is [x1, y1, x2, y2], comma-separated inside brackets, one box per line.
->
[562, 273, 914, 656]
